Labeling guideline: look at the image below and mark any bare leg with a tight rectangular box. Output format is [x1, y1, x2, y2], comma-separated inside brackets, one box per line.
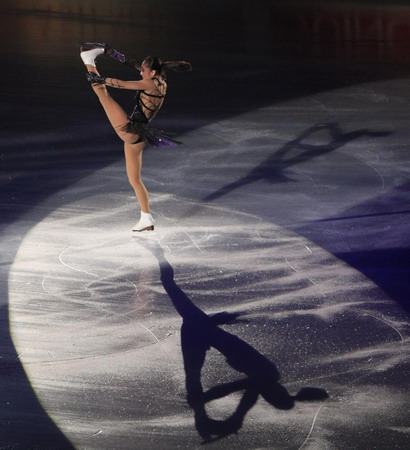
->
[82, 57, 153, 230]
[124, 141, 150, 213]
[85, 64, 139, 144]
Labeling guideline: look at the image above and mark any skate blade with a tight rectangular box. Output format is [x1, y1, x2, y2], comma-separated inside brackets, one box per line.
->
[132, 229, 158, 240]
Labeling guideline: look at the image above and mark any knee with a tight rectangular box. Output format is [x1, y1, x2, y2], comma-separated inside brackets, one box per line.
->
[128, 174, 139, 188]
[127, 174, 143, 190]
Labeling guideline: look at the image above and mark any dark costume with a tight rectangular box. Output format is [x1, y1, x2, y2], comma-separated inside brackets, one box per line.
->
[126, 78, 181, 147]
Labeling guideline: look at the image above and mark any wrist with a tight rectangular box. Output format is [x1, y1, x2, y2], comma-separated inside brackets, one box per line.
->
[86, 72, 106, 84]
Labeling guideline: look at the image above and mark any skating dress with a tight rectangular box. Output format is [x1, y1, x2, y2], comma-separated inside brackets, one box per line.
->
[126, 77, 181, 147]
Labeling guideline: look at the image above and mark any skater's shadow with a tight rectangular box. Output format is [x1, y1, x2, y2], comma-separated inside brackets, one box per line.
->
[136, 239, 328, 443]
[201, 122, 391, 204]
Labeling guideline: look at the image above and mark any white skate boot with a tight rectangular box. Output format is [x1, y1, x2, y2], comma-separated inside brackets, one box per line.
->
[80, 46, 105, 67]
[132, 212, 155, 232]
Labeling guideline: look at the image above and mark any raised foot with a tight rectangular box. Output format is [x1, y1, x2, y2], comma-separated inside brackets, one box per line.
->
[79, 42, 126, 63]
[80, 47, 105, 66]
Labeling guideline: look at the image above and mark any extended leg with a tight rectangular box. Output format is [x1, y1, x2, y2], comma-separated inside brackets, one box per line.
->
[80, 49, 140, 144]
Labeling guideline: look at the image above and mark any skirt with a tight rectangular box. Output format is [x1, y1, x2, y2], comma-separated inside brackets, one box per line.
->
[125, 117, 182, 148]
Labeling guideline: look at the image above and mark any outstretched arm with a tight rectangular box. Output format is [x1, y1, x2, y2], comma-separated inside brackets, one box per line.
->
[86, 72, 153, 91]
[105, 78, 152, 90]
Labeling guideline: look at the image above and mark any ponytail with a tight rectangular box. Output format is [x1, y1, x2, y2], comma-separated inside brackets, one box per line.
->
[162, 61, 192, 72]
[142, 56, 192, 79]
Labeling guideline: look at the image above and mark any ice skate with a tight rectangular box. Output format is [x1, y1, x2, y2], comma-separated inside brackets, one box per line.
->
[79, 42, 109, 51]
[79, 42, 126, 64]
[132, 213, 155, 232]
[80, 47, 105, 66]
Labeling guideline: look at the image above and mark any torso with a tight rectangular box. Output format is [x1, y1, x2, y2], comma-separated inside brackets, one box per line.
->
[135, 77, 167, 123]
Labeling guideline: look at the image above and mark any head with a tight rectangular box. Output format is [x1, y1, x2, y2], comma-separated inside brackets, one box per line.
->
[138, 56, 164, 79]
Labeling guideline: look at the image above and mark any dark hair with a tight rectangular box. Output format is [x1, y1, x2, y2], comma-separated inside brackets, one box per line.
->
[143, 56, 192, 78]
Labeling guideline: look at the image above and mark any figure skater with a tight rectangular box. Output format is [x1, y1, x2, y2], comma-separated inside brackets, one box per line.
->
[79, 43, 192, 232]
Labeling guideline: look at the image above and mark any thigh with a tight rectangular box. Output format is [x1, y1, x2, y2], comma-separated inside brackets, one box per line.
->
[124, 141, 146, 178]
[115, 121, 147, 145]
[116, 128, 142, 145]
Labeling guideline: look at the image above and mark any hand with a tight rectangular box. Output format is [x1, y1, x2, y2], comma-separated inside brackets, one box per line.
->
[86, 72, 106, 84]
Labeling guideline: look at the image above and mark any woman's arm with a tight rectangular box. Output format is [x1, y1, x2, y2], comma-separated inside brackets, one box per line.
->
[105, 78, 153, 91]
[86, 72, 153, 91]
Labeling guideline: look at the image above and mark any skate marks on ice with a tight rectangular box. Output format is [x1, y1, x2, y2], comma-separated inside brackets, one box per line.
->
[7, 196, 409, 448]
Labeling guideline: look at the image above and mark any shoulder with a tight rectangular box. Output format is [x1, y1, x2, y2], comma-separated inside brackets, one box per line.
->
[149, 77, 167, 95]
[152, 77, 166, 88]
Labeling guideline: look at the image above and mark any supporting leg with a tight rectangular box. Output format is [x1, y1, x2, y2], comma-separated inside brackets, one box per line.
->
[124, 141, 150, 212]
[124, 141, 155, 232]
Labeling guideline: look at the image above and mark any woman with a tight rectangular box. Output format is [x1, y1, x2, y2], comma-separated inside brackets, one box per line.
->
[79, 43, 192, 232]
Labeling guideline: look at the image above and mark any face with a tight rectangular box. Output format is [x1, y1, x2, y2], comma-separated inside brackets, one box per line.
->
[138, 62, 155, 79]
